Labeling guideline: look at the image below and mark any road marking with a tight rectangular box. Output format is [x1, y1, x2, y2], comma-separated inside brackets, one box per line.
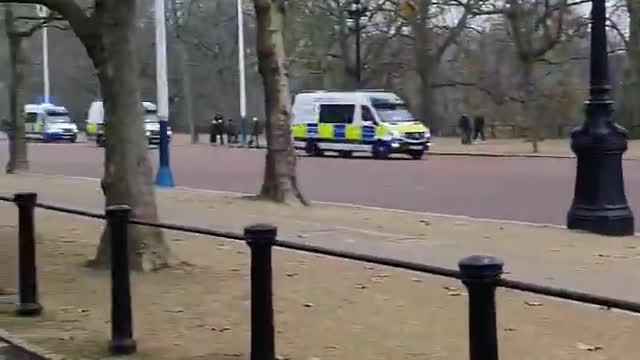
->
[28, 173, 640, 236]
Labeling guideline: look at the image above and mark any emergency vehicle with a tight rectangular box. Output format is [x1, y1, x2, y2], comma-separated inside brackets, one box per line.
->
[291, 90, 430, 159]
[24, 103, 78, 142]
[86, 101, 172, 147]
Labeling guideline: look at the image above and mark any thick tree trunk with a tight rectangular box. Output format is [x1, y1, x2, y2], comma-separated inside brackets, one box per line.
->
[417, 60, 438, 131]
[521, 61, 539, 153]
[618, 0, 640, 137]
[89, 0, 169, 271]
[177, 38, 197, 143]
[4, 6, 28, 174]
[253, 0, 307, 205]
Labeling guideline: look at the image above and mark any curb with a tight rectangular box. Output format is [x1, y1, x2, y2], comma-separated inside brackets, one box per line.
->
[428, 151, 575, 159]
[0, 329, 64, 359]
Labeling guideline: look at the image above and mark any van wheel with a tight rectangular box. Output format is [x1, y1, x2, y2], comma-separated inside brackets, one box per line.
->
[305, 141, 323, 157]
[340, 151, 352, 158]
[409, 150, 424, 160]
[372, 142, 389, 160]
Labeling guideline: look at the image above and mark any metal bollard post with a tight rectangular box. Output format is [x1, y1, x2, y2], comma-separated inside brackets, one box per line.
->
[106, 205, 137, 355]
[14, 192, 42, 316]
[459, 255, 504, 360]
[244, 224, 277, 360]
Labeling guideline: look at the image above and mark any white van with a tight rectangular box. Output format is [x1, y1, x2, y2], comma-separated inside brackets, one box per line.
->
[24, 103, 78, 142]
[291, 90, 431, 159]
[86, 101, 172, 146]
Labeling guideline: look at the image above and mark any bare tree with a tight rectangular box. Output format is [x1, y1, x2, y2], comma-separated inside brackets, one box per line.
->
[3, 5, 64, 173]
[252, 0, 307, 205]
[498, 0, 585, 151]
[169, 0, 197, 143]
[0, 0, 169, 271]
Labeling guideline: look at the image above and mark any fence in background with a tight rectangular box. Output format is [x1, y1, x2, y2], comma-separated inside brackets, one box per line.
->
[1, 192, 640, 360]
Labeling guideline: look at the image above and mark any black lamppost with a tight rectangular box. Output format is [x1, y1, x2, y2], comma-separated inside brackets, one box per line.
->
[347, 0, 367, 88]
[567, 0, 635, 235]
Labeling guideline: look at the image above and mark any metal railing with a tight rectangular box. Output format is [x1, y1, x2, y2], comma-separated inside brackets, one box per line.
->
[1, 192, 639, 359]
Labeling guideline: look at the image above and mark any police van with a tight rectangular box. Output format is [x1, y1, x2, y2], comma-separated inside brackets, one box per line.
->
[291, 90, 430, 159]
[86, 101, 172, 147]
[24, 103, 78, 142]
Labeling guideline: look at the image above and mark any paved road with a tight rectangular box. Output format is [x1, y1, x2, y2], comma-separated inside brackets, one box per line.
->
[1, 142, 639, 225]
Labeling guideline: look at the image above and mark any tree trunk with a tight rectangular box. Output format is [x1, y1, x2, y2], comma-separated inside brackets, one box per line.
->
[89, 0, 169, 271]
[253, 0, 307, 206]
[4, 6, 28, 174]
[618, 0, 640, 137]
[177, 38, 197, 143]
[521, 60, 539, 153]
[417, 60, 438, 132]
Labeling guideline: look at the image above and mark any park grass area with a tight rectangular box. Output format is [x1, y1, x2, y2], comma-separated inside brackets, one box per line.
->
[1, 206, 640, 360]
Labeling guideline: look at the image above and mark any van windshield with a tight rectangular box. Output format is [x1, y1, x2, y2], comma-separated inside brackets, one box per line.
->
[45, 111, 73, 123]
[144, 109, 159, 123]
[371, 98, 415, 123]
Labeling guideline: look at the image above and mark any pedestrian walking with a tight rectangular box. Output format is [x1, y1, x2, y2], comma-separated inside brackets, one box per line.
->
[214, 114, 225, 145]
[473, 115, 486, 143]
[227, 118, 239, 144]
[209, 115, 218, 145]
[458, 114, 472, 145]
[249, 117, 261, 147]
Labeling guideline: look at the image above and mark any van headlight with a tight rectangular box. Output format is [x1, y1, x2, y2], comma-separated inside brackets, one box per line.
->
[391, 130, 401, 138]
[145, 131, 150, 137]
[424, 129, 431, 138]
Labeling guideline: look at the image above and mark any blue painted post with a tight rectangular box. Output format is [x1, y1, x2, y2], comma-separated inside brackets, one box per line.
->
[154, 120, 174, 187]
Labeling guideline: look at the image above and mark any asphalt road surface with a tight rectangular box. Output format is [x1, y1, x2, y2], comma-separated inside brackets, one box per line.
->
[1, 141, 639, 226]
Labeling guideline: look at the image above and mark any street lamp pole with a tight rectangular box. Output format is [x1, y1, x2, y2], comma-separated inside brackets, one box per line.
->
[154, 0, 175, 187]
[237, 0, 247, 146]
[567, 0, 634, 235]
[348, 0, 367, 89]
[36, 5, 50, 103]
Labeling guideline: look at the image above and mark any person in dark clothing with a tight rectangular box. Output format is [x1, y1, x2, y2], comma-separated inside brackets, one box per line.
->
[227, 118, 239, 144]
[213, 114, 225, 145]
[249, 117, 261, 147]
[458, 114, 472, 145]
[209, 115, 218, 145]
[473, 115, 486, 142]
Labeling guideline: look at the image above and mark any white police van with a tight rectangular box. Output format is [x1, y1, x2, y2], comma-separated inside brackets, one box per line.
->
[24, 103, 78, 143]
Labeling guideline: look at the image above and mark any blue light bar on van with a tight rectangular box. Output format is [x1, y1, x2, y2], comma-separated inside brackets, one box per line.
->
[35, 96, 55, 105]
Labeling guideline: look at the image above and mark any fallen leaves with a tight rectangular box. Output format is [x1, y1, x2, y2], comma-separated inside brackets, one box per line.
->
[524, 301, 543, 307]
[576, 342, 603, 352]
[165, 307, 185, 313]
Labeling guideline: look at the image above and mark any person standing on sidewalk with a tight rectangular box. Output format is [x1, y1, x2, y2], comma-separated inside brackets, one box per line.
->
[209, 114, 218, 145]
[249, 117, 261, 147]
[458, 114, 472, 145]
[473, 115, 486, 143]
[214, 114, 225, 145]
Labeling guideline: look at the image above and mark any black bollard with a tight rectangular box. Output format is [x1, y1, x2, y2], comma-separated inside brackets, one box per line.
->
[244, 224, 277, 360]
[106, 205, 137, 355]
[459, 255, 503, 360]
[14, 192, 42, 316]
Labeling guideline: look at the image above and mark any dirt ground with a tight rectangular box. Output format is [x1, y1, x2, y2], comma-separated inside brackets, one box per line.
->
[1, 201, 640, 359]
[431, 137, 640, 159]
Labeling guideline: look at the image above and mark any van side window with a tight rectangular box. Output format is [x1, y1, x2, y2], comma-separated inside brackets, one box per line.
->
[319, 104, 355, 124]
[25, 113, 38, 124]
[361, 106, 376, 123]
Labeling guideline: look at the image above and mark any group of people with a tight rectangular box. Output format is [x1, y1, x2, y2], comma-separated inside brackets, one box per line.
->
[458, 114, 486, 145]
[209, 114, 261, 147]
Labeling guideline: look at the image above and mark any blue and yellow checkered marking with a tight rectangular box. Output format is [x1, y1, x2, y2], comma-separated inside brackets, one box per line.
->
[293, 123, 388, 144]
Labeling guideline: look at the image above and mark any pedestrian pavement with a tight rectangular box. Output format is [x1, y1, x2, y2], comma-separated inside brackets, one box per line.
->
[1, 173, 639, 304]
